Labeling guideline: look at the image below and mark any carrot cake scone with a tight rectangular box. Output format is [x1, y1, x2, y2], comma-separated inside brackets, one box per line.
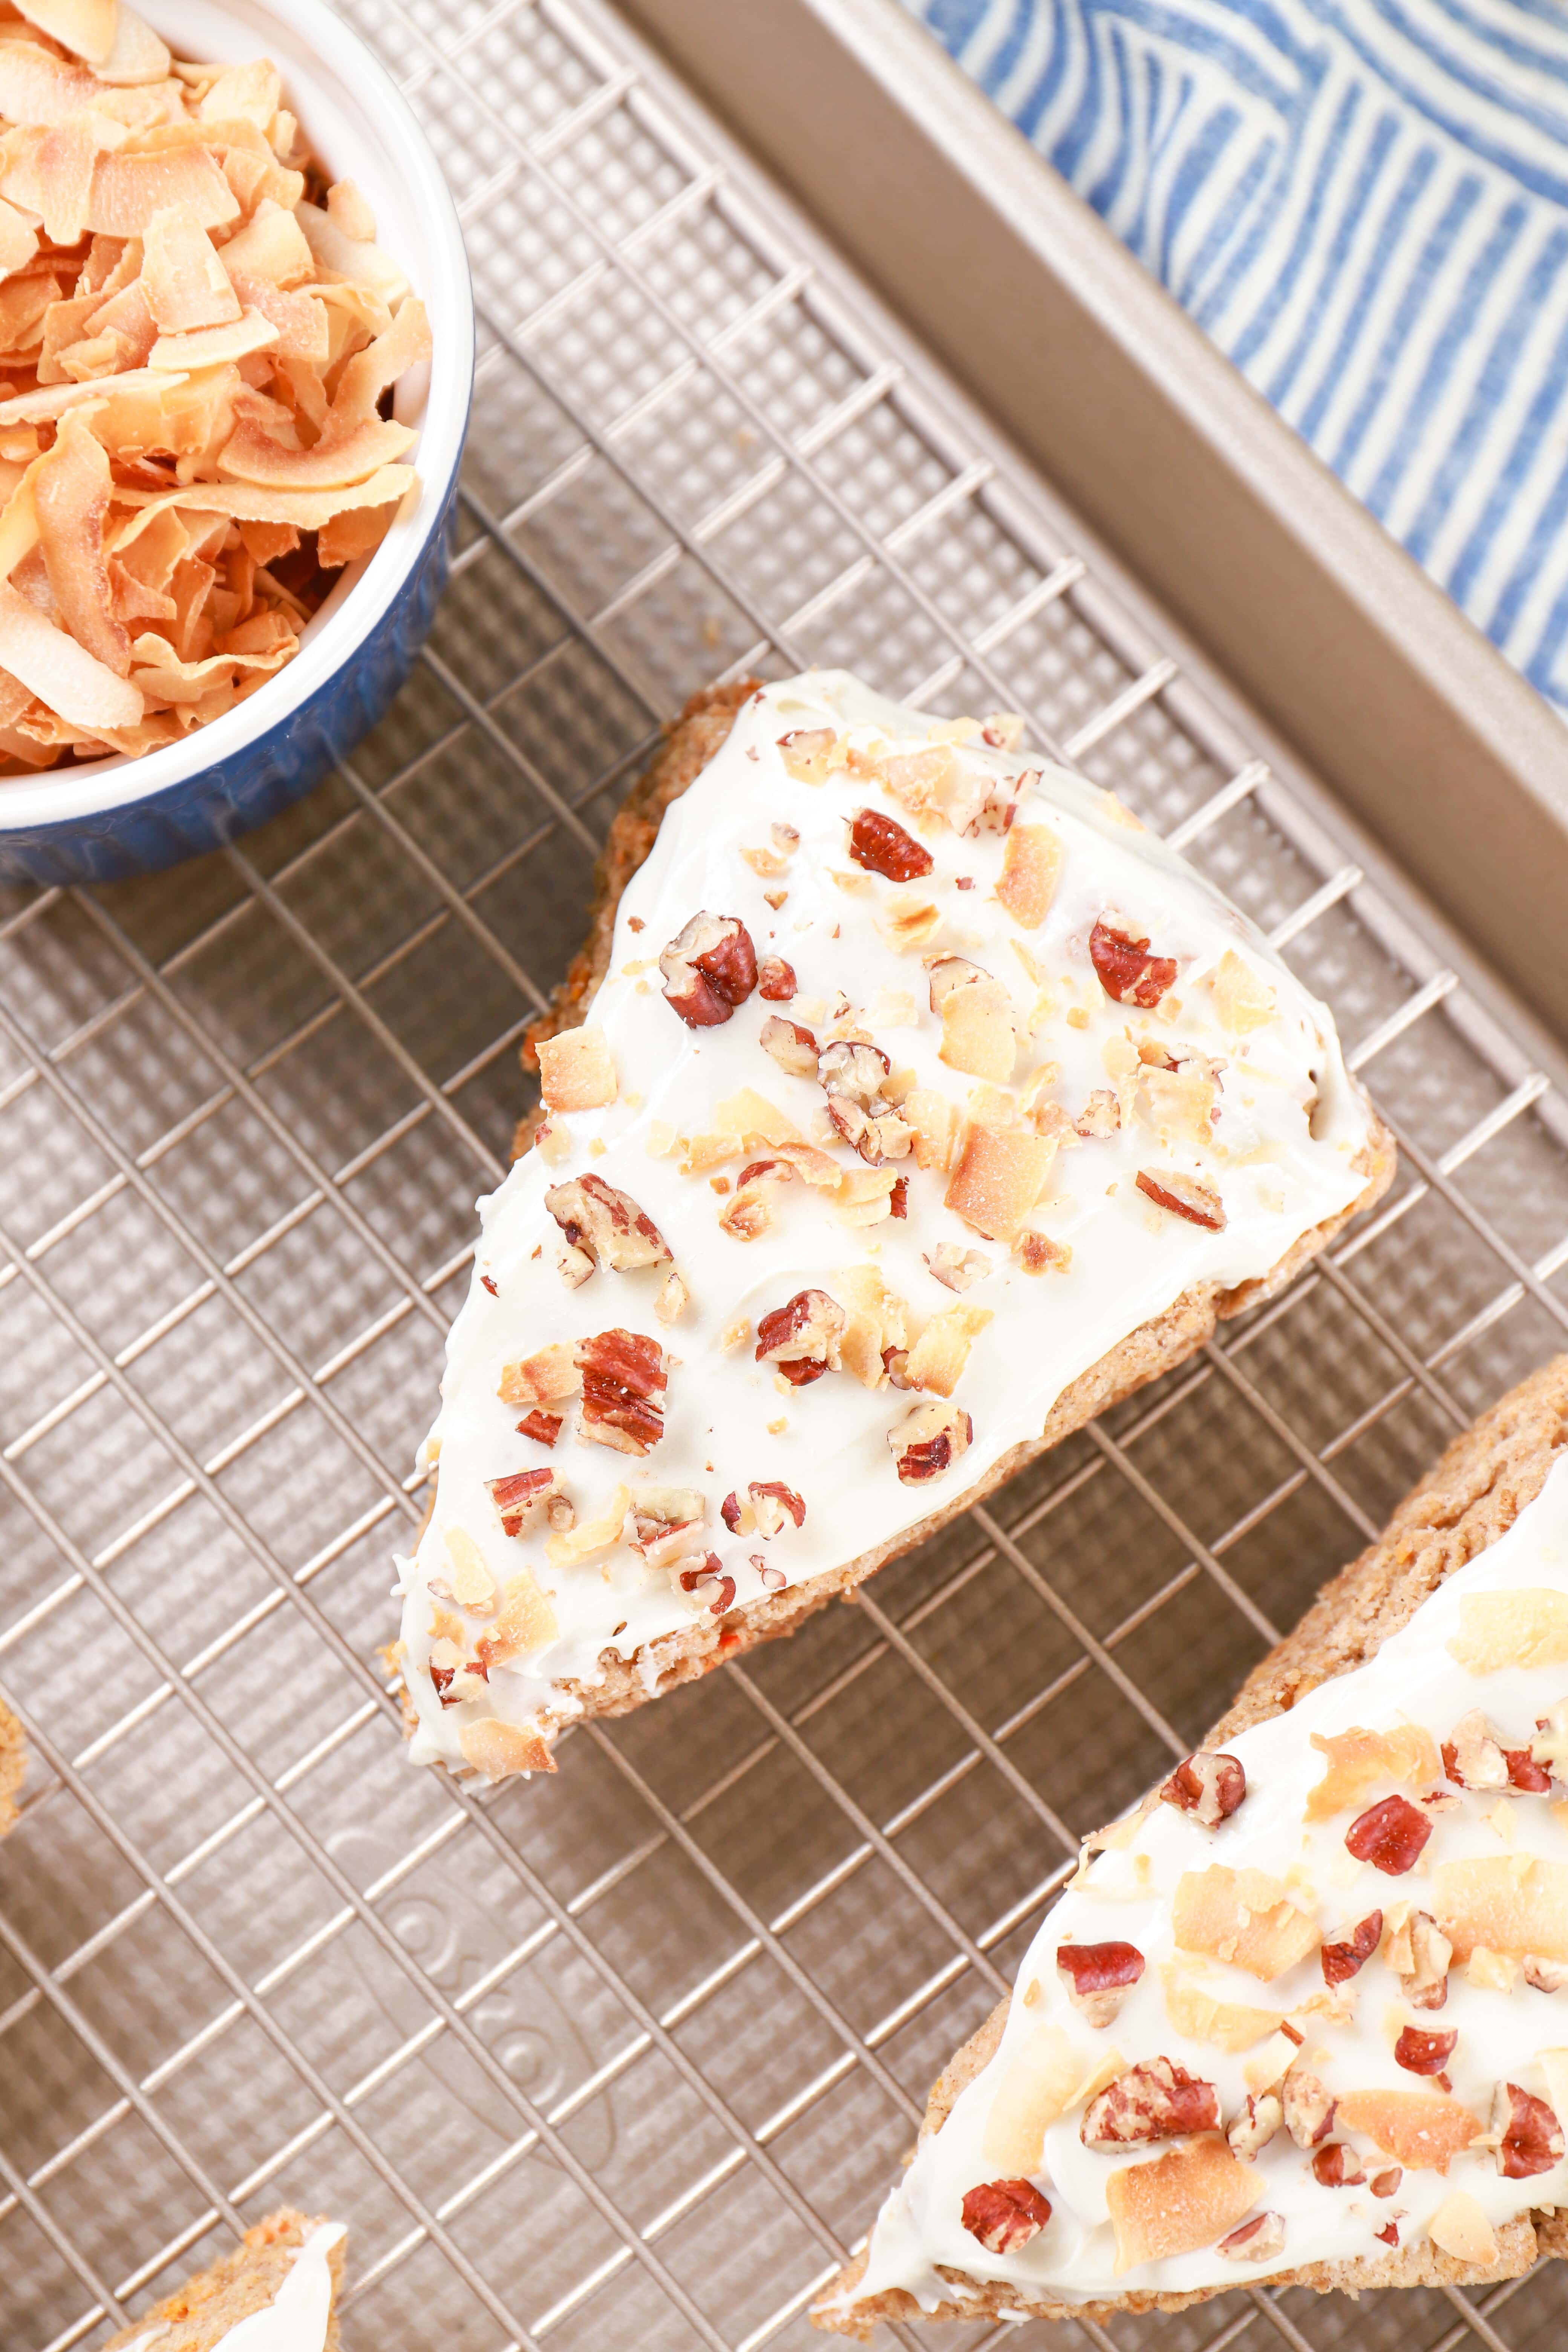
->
[105, 2210, 345, 2350]
[395, 669, 1394, 1780]
[818, 1357, 1568, 2333]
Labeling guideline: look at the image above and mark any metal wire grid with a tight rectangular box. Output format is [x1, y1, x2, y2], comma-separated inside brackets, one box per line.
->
[0, 5, 1563, 2352]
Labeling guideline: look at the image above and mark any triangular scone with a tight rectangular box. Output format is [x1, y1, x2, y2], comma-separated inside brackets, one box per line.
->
[395, 669, 1393, 1781]
[0, 1694, 24, 1833]
[104, 2212, 346, 2350]
[817, 1357, 1568, 2335]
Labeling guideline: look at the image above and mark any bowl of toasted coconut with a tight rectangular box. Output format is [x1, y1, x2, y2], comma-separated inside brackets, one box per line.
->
[0, 0, 472, 881]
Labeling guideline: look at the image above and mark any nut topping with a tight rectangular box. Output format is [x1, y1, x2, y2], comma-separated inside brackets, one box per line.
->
[959, 2179, 1051, 2254]
[1282, 2070, 1336, 2148]
[545, 1172, 671, 1287]
[1075, 1088, 1121, 1139]
[1523, 1955, 1568, 1992]
[659, 912, 759, 1027]
[574, 1329, 668, 1455]
[1442, 1709, 1510, 1792]
[819, 1039, 892, 1107]
[1321, 1909, 1383, 1986]
[1395, 1911, 1453, 2012]
[1227, 2091, 1283, 2160]
[755, 1288, 845, 1386]
[1159, 1751, 1246, 1828]
[889, 1399, 973, 1484]
[757, 956, 798, 1001]
[1370, 2168, 1401, 2198]
[628, 1488, 707, 1568]
[1081, 2056, 1220, 2147]
[1136, 1167, 1227, 1231]
[1089, 917, 1178, 1008]
[1055, 1939, 1145, 2027]
[849, 805, 933, 882]
[925, 1242, 991, 1292]
[749, 1479, 806, 1535]
[1492, 2081, 1564, 2179]
[1218, 2212, 1285, 2263]
[1394, 2025, 1457, 2077]
[1311, 2142, 1365, 2188]
[485, 1469, 560, 1537]
[516, 1409, 562, 1447]
[1345, 1794, 1432, 1875]
[759, 1015, 820, 1077]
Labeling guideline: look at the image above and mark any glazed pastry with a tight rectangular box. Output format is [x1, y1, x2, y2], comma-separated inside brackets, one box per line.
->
[105, 2212, 345, 2350]
[819, 1358, 1568, 2333]
[393, 670, 1393, 1779]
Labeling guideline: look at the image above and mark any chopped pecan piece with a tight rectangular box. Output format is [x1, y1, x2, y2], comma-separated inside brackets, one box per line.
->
[925, 1242, 991, 1292]
[1345, 1793, 1431, 1875]
[1398, 1911, 1452, 2011]
[1492, 2081, 1564, 2179]
[1311, 2143, 1365, 2188]
[849, 805, 933, 882]
[678, 1554, 737, 1615]
[1218, 2211, 1285, 2263]
[1075, 1088, 1120, 1138]
[1018, 1231, 1071, 1274]
[819, 1038, 892, 1108]
[1081, 2056, 1219, 2148]
[960, 2179, 1051, 2254]
[1442, 1709, 1509, 1792]
[659, 912, 758, 1027]
[1089, 917, 1177, 1008]
[628, 1488, 706, 1568]
[749, 1479, 806, 1534]
[1523, 1955, 1568, 1993]
[574, 1329, 668, 1455]
[516, 1409, 562, 1447]
[1056, 1940, 1144, 2028]
[1227, 2092, 1282, 2160]
[545, 1172, 670, 1287]
[1374, 2221, 1400, 2247]
[889, 1399, 972, 1484]
[1321, 1909, 1383, 1986]
[776, 725, 838, 782]
[759, 1015, 819, 1077]
[755, 1288, 845, 1386]
[485, 1468, 560, 1537]
[1159, 1750, 1246, 1827]
[1505, 1746, 1552, 1793]
[1282, 2070, 1335, 2148]
[1394, 2025, 1456, 2077]
[1370, 2168, 1401, 2199]
[757, 956, 797, 1001]
[1136, 1167, 1226, 1230]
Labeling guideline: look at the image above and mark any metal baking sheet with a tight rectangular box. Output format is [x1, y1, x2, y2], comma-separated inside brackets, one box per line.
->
[1, 2, 1566, 2350]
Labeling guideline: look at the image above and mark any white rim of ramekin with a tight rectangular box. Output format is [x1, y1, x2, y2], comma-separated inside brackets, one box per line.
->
[0, 0, 474, 832]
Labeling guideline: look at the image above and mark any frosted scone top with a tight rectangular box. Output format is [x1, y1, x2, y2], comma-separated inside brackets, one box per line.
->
[828, 1458, 1568, 2321]
[395, 670, 1378, 1777]
[120, 2219, 344, 2350]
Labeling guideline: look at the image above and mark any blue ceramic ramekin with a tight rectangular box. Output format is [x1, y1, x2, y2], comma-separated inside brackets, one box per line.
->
[0, 0, 475, 884]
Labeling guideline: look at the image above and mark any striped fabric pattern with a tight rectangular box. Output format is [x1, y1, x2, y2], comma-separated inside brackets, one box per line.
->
[903, 0, 1568, 715]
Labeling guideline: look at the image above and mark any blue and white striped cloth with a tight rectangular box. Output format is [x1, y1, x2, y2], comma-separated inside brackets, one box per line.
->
[903, 0, 1568, 715]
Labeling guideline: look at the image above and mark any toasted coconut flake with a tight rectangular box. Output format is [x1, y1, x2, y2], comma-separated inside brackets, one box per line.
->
[945, 1122, 1056, 1245]
[457, 1718, 557, 1779]
[115, 464, 417, 534]
[1305, 1724, 1441, 1821]
[1162, 1969, 1285, 2053]
[1448, 1588, 1568, 1674]
[142, 199, 239, 330]
[87, 141, 239, 235]
[980, 2021, 1088, 2172]
[296, 197, 410, 306]
[1172, 1866, 1320, 1981]
[90, 5, 172, 86]
[1433, 1855, 1568, 1962]
[33, 408, 128, 674]
[1107, 2138, 1260, 2274]
[147, 306, 276, 370]
[13, 0, 116, 64]
[0, 574, 138, 728]
[316, 497, 397, 571]
[1334, 2087, 1481, 2173]
[219, 194, 312, 285]
[0, 45, 100, 129]
[904, 1302, 992, 1397]
[996, 823, 1063, 927]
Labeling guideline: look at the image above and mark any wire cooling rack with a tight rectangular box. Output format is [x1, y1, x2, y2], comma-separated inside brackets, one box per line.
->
[2, 4, 1568, 2350]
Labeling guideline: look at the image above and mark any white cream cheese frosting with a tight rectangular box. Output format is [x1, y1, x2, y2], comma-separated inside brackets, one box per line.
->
[830, 1458, 1568, 2321]
[119, 2221, 344, 2352]
[395, 669, 1380, 1776]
